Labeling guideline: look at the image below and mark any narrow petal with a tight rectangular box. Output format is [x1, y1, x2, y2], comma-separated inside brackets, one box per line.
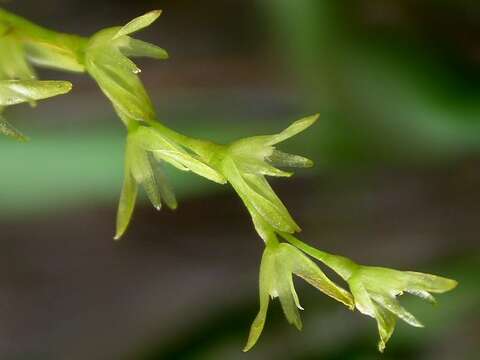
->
[274, 259, 302, 330]
[244, 247, 275, 352]
[223, 158, 298, 233]
[129, 142, 162, 209]
[284, 244, 354, 309]
[349, 275, 376, 318]
[243, 173, 300, 233]
[265, 114, 319, 146]
[370, 293, 423, 328]
[0, 114, 28, 142]
[149, 155, 177, 210]
[406, 289, 436, 304]
[268, 150, 313, 168]
[235, 155, 293, 177]
[85, 47, 155, 122]
[115, 164, 138, 240]
[372, 301, 397, 353]
[0, 80, 72, 106]
[113, 10, 162, 40]
[120, 38, 169, 60]
[402, 271, 458, 293]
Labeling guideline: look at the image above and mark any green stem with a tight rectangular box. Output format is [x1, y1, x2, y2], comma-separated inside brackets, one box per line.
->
[280, 232, 358, 280]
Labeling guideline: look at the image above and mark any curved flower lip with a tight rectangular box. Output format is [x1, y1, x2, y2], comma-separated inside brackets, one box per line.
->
[243, 242, 353, 352]
[347, 265, 457, 352]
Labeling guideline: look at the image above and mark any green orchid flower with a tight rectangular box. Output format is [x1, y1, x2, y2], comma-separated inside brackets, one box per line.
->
[85, 10, 168, 125]
[346, 264, 457, 352]
[281, 234, 458, 352]
[214, 114, 318, 241]
[0, 80, 72, 141]
[244, 241, 354, 352]
[115, 124, 225, 239]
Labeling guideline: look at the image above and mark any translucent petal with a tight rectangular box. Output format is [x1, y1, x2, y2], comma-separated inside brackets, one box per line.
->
[0, 80, 72, 106]
[85, 40, 155, 122]
[0, 113, 28, 142]
[349, 275, 376, 318]
[274, 257, 302, 330]
[265, 114, 319, 146]
[113, 10, 162, 40]
[129, 142, 162, 209]
[120, 37, 169, 60]
[282, 244, 354, 309]
[268, 150, 313, 168]
[114, 159, 138, 240]
[402, 271, 458, 293]
[372, 300, 397, 353]
[149, 154, 177, 210]
[243, 173, 300, 233]
[243, 247, 276, 352]
[222, 158, 298, 232]
[370, 293, 423, 328]
[406, 289, 436, 304]
[235, 155, 293, 177]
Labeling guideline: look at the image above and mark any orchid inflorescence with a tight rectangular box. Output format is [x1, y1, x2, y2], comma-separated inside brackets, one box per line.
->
[0, 8, 457, 352]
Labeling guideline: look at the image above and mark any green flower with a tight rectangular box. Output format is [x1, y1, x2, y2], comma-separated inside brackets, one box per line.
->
[281, 234, 459, 352]
[346, 265, 457, 352]
[85, 10, 168, 125]
[244, 242, 353, 351]
[216, 114, 318, 241]
[0, 80, 72, 141]
[115, 125, 225, 239]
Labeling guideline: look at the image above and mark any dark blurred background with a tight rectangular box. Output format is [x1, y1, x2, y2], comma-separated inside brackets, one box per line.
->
[1, 0, 479, 359]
